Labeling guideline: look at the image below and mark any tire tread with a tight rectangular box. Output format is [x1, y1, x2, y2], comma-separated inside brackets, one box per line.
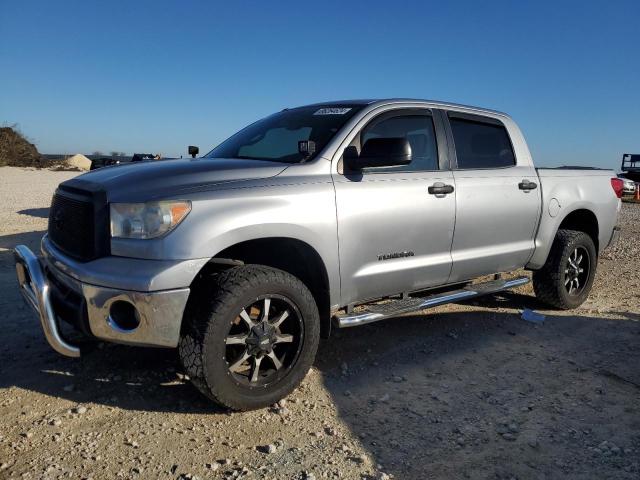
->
[532, 229, 596, 310]
[178, 265, 319, 410]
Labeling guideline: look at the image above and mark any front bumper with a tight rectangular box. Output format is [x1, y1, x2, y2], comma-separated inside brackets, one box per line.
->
[14, 244, 191, 357]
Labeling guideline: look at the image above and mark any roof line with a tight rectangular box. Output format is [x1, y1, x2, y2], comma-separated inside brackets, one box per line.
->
[294, 98, 508, 117]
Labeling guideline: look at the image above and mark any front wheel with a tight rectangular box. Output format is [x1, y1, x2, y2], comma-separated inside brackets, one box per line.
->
[178, 265, 320, 410]
[532, 229, 597, 310]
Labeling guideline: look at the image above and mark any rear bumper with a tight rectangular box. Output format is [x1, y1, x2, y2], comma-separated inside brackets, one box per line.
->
[14, 244, 191, 358]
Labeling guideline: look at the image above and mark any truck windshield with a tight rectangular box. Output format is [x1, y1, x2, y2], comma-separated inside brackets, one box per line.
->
[204, 105, 365, 163]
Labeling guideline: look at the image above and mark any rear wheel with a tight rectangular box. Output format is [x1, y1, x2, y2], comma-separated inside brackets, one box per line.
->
[532, 229, 597, 309]
[178, 265, 320, 410]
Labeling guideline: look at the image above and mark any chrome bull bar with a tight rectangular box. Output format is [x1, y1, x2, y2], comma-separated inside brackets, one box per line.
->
[13, 245, 81, 358]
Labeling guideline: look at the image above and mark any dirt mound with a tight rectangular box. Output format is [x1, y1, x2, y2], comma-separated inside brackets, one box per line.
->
[0, 126, 43, 167]
[64, 153, 91, 171]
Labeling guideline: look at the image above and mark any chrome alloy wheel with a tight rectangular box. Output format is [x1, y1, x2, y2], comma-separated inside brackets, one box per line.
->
[224, 295, 304, 386]
[564, 246, 590, 296]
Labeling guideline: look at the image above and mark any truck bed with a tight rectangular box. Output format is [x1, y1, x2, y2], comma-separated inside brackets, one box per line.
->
[536, 167, 616, 177]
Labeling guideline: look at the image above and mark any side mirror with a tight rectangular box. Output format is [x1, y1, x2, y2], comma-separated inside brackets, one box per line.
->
[188, 145, 199, 158]
[343, 137, 412, 171]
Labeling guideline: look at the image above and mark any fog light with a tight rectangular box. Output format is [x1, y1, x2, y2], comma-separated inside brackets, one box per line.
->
[108, 300, 140, 332]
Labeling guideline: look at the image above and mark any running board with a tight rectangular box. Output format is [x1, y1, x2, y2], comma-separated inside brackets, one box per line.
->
[333, 276, 530, 328]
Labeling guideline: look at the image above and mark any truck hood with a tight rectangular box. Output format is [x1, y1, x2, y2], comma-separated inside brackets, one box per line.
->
[63, 158, 288, 202]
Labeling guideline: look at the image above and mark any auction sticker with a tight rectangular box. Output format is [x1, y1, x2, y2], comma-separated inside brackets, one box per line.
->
[314, 108, 352, 115]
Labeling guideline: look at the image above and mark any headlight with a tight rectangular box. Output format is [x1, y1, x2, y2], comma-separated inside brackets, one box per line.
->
[110, 200, 191, 239]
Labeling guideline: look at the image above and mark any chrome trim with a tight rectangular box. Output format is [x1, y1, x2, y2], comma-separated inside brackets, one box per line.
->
[334, 276, 530, 328]
[13, 245, 81, 358]
[498, 277, 530, 289]
[82, 285, 190, 348]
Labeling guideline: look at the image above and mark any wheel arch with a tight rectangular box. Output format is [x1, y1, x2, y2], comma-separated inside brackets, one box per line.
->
[190, 237, 333, 338]
[528, 206, 600, 270]
[555, 208, 599, 253]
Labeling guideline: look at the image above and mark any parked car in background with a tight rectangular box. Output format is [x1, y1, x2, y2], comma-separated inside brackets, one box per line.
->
[90, 157, 122, 170]
[617, 174, 636, 195]
[15, 99, 622, 410]
[131, 153, 156, 162]
[91, 153, 169, 169]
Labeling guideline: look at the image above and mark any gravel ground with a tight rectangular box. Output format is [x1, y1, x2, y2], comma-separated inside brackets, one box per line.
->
[0, 166, 638, 480]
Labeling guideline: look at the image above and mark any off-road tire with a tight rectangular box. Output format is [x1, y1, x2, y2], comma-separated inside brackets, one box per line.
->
[178, 265, 320, 410]
[532, 229, 597, 310]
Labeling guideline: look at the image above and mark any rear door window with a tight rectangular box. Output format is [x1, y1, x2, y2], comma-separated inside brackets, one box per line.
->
[449, 116, 515, 169]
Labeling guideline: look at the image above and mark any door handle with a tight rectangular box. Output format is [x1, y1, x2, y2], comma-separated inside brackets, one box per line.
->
[428, 183, 455, 195]
[518, 179, 537, 191]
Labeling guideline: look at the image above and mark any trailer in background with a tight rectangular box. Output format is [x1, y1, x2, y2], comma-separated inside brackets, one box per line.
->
[622, 154, 640, 182]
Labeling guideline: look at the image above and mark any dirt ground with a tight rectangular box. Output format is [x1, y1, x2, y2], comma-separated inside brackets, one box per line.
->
[0, 166, 638, 480]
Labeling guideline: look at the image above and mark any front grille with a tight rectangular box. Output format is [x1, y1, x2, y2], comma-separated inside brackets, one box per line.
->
[49, 192, 95, 260]
[49, 179, 111, 262]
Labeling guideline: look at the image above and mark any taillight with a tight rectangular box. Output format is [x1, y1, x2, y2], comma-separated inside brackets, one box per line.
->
[611, 178, 624, 198]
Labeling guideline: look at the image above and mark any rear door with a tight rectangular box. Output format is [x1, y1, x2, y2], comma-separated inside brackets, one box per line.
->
[444, 111, 541, 282]
[333, 108, 456, 306]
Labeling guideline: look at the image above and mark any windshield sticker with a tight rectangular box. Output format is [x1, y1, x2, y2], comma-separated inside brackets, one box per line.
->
[313, 107, 352, 115]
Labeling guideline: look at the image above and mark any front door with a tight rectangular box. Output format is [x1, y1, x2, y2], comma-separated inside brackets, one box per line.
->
[333, 109, 456, 306]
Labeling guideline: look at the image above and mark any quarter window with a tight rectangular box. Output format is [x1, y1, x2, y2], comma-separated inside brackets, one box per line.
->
[361, 115, 439, 172]
[449, 117, 515, 169]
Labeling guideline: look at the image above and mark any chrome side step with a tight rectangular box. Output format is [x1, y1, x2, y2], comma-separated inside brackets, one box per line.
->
[333, 276, 529, 328]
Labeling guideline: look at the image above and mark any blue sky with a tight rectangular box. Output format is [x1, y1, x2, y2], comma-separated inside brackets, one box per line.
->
[1, 0, 638, 169]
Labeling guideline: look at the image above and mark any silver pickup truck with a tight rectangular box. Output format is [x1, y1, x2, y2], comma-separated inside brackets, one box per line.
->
[14, 99, 622, 410]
